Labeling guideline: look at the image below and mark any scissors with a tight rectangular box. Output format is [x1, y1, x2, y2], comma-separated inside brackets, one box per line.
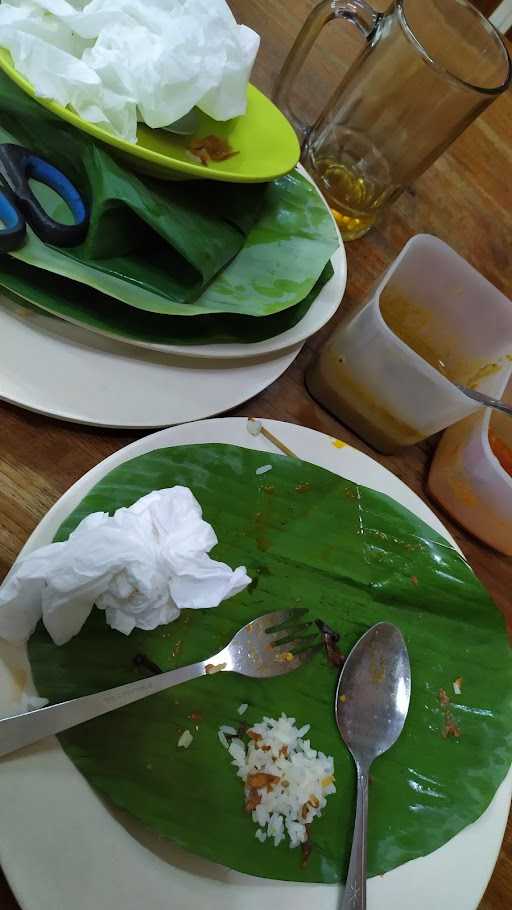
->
[0, 143, 88, 253]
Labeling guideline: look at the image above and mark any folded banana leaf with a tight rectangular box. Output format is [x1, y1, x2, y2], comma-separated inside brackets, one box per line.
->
[0, 258, 333, 346]
[28, 445, 512, 885]
[0, 72, 338, 317]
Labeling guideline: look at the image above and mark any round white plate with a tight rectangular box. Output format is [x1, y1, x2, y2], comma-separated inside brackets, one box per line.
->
[0, 418, 510, 910]
[15, 166, 347, 362]
[0, 300, 301, 427]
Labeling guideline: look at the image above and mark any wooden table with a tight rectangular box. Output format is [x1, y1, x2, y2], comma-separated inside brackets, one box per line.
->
[0, 2, 511, 907]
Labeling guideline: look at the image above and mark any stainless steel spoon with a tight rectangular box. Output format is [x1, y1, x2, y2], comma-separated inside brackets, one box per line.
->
[454, 383, 512, 418]
[336, 622, 411, 910]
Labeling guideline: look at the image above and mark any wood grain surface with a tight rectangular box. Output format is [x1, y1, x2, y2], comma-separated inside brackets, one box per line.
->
[471, 0, 502, 18]
[0, 2, 511, 907]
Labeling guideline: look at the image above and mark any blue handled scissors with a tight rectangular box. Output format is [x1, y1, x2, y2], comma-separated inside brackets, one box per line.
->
[0, 143, 88, 253]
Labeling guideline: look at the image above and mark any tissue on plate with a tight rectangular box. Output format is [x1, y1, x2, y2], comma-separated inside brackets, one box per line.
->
[0, 486, 251, 645]
[0, 0, 260, 142]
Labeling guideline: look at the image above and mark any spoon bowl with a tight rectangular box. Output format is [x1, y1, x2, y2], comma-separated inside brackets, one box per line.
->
[336, 622, 411, 766]
[336, 622, 411, 909]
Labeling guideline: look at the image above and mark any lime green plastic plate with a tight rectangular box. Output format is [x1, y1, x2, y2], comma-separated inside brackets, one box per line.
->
[0, 49, 300, 182]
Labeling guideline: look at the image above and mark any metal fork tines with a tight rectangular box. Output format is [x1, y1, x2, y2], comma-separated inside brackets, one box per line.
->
[220, 608, 320, 679]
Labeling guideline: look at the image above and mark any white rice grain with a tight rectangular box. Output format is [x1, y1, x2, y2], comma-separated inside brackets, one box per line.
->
[177, 729, 193, 749]
[247, 418, 262, 437]
[255, 465, 273, 475]
[218, 713, 336, 850]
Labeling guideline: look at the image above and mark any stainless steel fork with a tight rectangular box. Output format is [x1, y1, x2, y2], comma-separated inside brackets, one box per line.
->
[0, 609, 318, 759]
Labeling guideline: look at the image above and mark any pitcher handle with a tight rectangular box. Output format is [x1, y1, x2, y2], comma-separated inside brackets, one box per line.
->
[274, 0, 382, 142]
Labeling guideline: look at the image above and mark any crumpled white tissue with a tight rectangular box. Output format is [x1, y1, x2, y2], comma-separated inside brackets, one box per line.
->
[0, 0, 260, 142]
[0, 486, 251, 646]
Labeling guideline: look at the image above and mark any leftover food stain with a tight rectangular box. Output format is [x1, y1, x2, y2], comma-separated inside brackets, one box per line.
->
[256, 536, 270, 552]
[171, 639, 183, 658]
[295, 482, 312, 493]
[315, 618, 345, 668]
[11, 666, 28, 694]
[274, 650, 295, 663]
[489, 431, 512, 476]
[205, 662, 227, 675]
[190, 135, 238, 166]
[439, 687, 461, 739]
[301, 825, 313, 868]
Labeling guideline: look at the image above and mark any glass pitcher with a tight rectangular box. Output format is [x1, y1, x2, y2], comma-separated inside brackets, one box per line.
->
[274, 0, 511, 240]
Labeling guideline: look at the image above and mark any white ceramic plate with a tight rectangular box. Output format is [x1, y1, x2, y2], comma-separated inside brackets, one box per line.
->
[0, 418, 509, 910]
[0, 300, 301, 427]
[12, 166, 347, 362]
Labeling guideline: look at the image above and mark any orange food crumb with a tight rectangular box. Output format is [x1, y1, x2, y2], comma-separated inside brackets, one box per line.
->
[442, 719, 461, 739]
[301, 795, 320, 819]
[439, 688, 450, 706]
[190, 134, 239, 166]
[245, 788, 261, 812]
[275, 650, 295, 663]
[439, 687, 462, 739]
[205, 662, 227, 675]
[247, 772, 280, 791]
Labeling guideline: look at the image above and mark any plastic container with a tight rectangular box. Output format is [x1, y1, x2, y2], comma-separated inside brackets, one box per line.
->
[306, 234, 512, 452]
[428, 369, 512, 555]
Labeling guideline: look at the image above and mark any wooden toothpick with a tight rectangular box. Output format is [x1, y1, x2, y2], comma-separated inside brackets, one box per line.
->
[248, 418, 297, 458]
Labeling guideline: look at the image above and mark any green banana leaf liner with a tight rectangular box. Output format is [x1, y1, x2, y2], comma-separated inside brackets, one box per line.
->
[0, 257, 333, 346]
[29, 445, 512, 884]
[0, 72, 338, 317]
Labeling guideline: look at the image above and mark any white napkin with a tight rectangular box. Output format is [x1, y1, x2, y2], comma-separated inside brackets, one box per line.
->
[0, 486, 251, 645]
[0, 0, 260, 142]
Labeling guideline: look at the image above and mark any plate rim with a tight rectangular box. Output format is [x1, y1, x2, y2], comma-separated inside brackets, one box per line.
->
[0, 52, 300, 183]
[0, 305, 302, 427]
[2, 165, 346, 362]
[0, 417, 510, 910]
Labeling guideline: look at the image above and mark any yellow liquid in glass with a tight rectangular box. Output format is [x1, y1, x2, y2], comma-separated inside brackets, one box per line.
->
[310, 157, 386, 240]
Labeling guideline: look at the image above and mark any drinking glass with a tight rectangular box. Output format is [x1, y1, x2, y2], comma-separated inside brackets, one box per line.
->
[274, 0, 511, 240]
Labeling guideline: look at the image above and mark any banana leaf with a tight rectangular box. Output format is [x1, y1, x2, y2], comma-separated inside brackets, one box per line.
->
[0, 258, 333, 346]
[0, 72, 338, 317]
[28, 445, 512, 884]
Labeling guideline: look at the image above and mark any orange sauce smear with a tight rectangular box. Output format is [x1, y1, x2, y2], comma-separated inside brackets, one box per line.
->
[489, 431, 512, 477]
